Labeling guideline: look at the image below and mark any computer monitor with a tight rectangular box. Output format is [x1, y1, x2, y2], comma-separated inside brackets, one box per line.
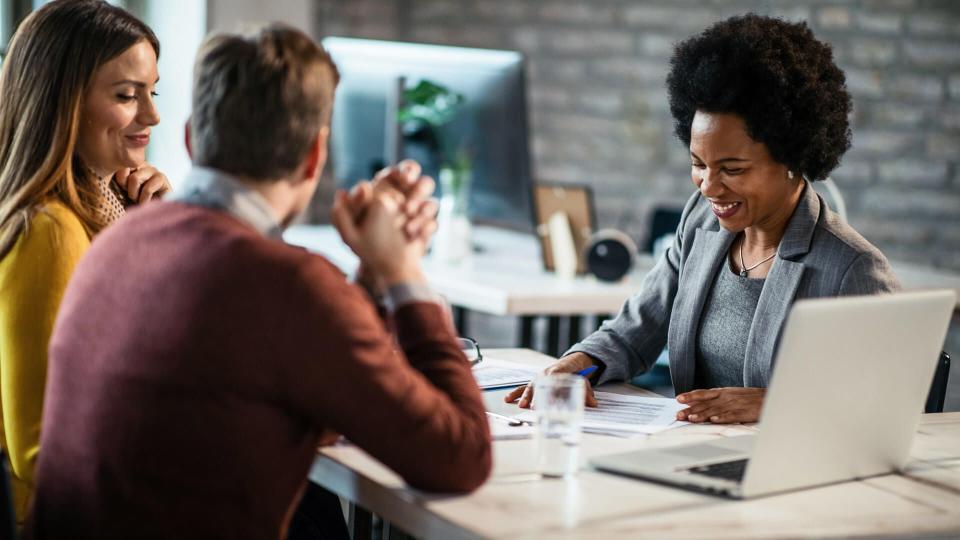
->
[322, 37, 534, 231]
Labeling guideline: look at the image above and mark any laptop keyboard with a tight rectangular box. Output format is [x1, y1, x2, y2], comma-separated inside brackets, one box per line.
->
[687, 459, 749, 482]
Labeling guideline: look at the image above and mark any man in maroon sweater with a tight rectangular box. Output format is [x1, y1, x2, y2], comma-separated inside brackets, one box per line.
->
[29, 24, 491, 540]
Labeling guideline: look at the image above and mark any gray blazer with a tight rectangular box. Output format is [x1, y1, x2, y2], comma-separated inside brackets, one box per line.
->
[568, 183, 901, 393]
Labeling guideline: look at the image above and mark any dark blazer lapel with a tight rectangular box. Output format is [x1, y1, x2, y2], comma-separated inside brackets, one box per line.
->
[743, 182, 821, 387]
[668, 227, 733, 394]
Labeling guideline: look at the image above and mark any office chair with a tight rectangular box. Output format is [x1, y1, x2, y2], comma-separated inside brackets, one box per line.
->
[644, 206, 683, 254]
[925, 351, 951, 414]
[0, 449, 16, 540]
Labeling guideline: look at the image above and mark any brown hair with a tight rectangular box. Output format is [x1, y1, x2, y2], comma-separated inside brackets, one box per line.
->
[189, 24, 339, 180]
[0, 0, 159, 259]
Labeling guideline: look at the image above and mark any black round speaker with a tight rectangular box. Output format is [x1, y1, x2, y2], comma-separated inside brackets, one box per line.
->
[585, 230, 637, 282]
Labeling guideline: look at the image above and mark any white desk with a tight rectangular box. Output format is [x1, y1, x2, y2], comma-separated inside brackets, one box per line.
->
[286, 224, 960, 357]
[286, 224, 654, 356]
[285, 224, 960, 314]
[285, 224, 652, 316]
[310, 349, 960, 540]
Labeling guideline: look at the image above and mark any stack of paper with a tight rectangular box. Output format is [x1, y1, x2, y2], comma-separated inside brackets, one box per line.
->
[515, 391, 688, 437]
[472, 357, 541, 390]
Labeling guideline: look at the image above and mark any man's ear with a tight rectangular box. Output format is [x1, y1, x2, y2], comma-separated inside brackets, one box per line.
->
[301, 126, 330, 182]
[184, 120, 193, 160]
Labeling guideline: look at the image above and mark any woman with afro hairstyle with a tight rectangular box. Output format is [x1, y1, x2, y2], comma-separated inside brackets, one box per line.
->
[508, 14, 900, 424]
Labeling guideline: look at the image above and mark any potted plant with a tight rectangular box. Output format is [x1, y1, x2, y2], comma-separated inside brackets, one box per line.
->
[398, 80, 472, 262]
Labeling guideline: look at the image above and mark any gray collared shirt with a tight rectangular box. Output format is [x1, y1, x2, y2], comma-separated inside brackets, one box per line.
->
[173, 166, 285, 239]
[172, 167, 441, 312]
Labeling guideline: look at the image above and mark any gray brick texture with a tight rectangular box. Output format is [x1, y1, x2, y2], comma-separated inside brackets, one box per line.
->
[310, 0, 960, 273]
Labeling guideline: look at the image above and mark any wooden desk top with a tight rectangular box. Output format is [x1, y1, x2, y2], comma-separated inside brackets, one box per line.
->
[310, 349, 960, 539]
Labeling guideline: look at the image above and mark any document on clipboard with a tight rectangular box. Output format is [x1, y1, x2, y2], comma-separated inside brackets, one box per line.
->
[471, 357, 541, 390]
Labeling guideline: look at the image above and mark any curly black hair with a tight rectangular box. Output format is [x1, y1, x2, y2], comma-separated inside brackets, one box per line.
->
[666, 14, 851, 181]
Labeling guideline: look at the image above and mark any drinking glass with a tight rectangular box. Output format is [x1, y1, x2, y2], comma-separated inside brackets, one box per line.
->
[533, 374, 585, 478]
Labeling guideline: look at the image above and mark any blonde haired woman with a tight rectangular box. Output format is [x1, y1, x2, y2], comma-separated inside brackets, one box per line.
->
[0, 0, 169, 522]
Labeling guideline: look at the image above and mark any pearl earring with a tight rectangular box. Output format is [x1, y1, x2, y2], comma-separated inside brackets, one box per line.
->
[788, 170, 795, 180]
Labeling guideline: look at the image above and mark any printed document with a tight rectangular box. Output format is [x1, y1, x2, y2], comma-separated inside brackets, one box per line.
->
[472, 357, 541, 390]
[516, 391, 688, 436]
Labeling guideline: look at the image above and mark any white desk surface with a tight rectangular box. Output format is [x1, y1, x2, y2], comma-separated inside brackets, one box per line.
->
[310, 348, 960, 540]
[285, 224, 960, 315]
[285, 224, 653, 315]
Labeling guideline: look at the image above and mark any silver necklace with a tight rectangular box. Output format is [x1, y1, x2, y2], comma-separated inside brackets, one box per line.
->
[738, 236, 776, 278]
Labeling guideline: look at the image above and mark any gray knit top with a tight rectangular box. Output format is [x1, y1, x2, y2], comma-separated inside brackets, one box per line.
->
[694, 260, 766, 389]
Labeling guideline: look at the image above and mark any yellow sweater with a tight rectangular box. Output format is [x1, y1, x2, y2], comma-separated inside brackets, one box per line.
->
[0, 201, 89, 523]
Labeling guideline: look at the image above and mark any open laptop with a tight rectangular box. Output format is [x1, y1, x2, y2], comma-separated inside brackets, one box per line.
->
[590, 289, 956, 499]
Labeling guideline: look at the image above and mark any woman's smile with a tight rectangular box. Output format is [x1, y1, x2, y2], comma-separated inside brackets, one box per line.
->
[710, 200, 742, 219]
[124, 132, 150, 147]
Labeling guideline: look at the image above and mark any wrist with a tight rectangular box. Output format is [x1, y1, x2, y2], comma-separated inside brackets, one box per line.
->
[563, 352, 597, 370]
[564, 352, 604, 382]
[378, 265, 426, 288]
[355, 263, 385, 298]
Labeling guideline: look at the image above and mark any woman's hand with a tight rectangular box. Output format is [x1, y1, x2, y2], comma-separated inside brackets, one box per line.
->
[116, 164, 171, 203]
[675, 387, 766, 424]
[504, 352, 599, 409]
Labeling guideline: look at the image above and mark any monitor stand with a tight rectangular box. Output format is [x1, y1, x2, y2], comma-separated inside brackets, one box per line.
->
[383, 76, 405, 166]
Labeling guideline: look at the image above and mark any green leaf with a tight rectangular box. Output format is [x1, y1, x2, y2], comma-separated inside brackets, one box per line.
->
[398, 79, 465, 128]
[397, 79, 468, 165]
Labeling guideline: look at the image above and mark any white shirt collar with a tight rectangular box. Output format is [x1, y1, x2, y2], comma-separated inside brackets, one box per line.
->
[171, 167, 284, 240]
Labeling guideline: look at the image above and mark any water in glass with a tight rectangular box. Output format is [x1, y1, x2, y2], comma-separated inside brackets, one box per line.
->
[534, 374, 585, 478]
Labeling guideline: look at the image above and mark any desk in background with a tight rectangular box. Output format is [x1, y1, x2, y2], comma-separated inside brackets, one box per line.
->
[286, 225, 653, 356]
[310, 348, 960, 540]
[285, 224, 960, 356]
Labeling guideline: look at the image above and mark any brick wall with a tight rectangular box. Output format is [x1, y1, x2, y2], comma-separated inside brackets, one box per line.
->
[310, 0, 960, 272]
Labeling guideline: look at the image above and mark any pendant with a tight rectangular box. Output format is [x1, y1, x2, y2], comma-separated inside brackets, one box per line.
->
[740, 269, 748, 278]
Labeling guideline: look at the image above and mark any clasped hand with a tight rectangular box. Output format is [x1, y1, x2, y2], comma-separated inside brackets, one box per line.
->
[115, 164, 171, 203]
[675, 387, 765, 424]
[331, 160, 438, 287]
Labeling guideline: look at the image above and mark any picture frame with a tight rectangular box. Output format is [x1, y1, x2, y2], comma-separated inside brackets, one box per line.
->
[532, 182, 596, 274]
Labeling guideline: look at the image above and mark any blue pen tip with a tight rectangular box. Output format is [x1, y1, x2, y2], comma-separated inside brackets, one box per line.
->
[576, 366, 598, 377]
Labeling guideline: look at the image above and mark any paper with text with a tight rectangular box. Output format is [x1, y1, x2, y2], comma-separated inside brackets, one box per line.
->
[516, 391, 688, 436]
[472, 357, 541, 390]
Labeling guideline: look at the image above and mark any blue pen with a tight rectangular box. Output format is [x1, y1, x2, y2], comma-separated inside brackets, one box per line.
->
[574, 365, 598, 378]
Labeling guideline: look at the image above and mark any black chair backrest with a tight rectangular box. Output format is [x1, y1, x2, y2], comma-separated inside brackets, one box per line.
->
[925, 351, 951, 414]
[0, 448, 16, 540]
[645, 207, 683, 254]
